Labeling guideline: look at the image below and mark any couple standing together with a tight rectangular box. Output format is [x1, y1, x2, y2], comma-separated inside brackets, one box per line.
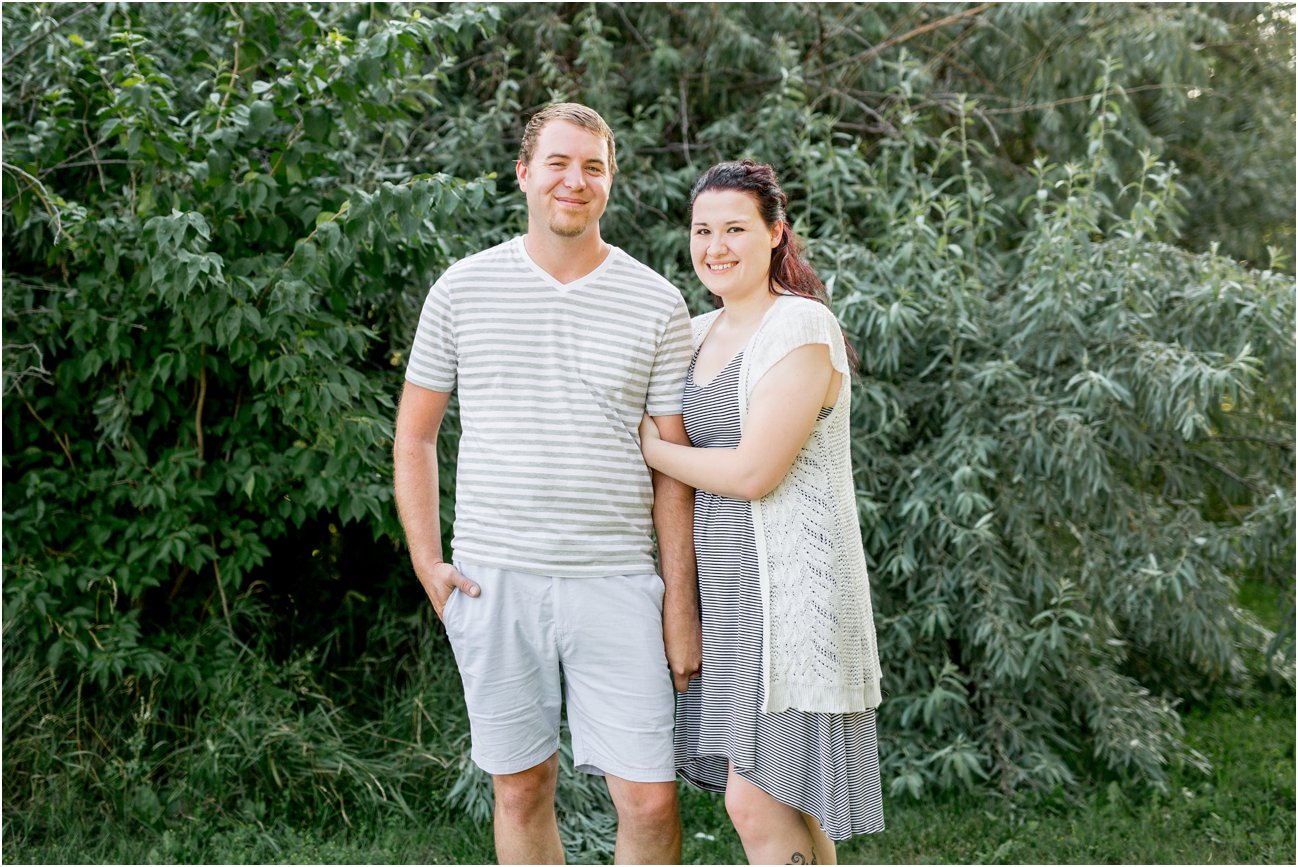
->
[393, 102, 883, 865]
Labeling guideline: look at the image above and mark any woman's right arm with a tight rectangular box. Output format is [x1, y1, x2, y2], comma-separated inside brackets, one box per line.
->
[640, 342, 835, 500]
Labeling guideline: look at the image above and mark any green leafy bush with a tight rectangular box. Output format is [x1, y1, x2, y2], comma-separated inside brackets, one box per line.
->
[3, 1, 502, 834]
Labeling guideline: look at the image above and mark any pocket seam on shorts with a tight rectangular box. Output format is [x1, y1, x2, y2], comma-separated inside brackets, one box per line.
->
[441, 587, 461, 628]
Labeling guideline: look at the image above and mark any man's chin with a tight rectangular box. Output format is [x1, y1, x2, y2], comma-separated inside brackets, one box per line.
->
[548, 218, 590, 239]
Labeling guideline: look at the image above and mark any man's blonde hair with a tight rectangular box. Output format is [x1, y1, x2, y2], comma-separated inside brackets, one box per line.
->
[518, 103, 617, 175]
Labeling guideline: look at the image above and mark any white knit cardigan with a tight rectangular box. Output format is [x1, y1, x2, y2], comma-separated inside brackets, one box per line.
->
[691, 294, 883, 713]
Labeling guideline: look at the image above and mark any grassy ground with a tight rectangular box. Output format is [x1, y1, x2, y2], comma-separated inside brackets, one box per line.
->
[9, 678, 1290, 865]
[6, 580, 1294, 865]
[678, 688, 1295, 865]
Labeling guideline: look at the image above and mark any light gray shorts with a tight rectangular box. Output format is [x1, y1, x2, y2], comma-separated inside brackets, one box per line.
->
[441, 560, 676, 783]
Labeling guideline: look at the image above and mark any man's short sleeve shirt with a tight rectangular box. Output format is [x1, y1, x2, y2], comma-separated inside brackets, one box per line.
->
[406, 236, 692, 577]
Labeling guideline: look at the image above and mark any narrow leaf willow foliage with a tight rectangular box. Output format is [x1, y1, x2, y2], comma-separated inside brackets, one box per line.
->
[3, 0, 1293, 844]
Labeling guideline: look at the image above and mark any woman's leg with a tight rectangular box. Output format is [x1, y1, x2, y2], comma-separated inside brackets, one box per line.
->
[801, 812, 837, 865]
[724, 763, 816, 864]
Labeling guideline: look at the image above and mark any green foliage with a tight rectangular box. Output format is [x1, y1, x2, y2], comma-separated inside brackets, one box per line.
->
[3, 3, 499, 682]
[6, 635, 1293, 864]
[812, 74, 1295, 795]
[2, 589, 471, 842]
[3, 0, 500, 833]
[3, 0, 1293, 850]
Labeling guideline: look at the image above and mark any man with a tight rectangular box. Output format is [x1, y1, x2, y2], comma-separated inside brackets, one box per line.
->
[392, 102, 701, 864]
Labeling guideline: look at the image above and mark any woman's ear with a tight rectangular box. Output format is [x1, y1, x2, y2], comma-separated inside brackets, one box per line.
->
[770, 220, 784, 249]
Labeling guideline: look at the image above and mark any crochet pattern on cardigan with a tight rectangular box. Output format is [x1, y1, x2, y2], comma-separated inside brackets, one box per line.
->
[692, 295, 883, 713]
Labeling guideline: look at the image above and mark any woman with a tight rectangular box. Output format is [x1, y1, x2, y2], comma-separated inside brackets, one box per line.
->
[640, 159, 884, 864]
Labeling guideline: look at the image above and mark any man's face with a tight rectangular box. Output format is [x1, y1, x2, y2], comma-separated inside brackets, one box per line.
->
[516, 120, 612, 240]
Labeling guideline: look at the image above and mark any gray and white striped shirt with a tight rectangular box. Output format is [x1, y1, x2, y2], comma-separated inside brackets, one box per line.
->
[406, 236, 693, 577]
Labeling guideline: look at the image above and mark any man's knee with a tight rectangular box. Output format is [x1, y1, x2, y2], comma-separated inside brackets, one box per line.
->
[611, 780, 678, 828]
[493, 756, 559, 822]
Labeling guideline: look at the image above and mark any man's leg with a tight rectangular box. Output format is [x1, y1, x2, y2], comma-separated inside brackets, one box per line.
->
[604, 775, 681, 864]
[556, 572, 680, 863]
[441, 564, 564, 863]
[493, 752, 564, 865]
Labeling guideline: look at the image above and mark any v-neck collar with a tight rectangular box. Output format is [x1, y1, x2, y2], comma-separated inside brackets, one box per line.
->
[515, 235, 618, 294]
[692, 293, 795, 384]
[689, 349, 743, 389]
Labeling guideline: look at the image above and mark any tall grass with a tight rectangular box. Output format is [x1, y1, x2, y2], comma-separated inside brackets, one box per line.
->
[2, 593, 464, 851]
[6, 683, 1290, 865]
[5, 581, 1292, 864]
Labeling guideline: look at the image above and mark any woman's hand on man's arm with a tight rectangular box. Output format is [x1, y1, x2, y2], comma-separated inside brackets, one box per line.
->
[637, 343, 835, 500]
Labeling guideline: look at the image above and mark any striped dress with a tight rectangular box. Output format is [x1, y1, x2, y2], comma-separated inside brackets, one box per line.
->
[674, 351, 885, 840]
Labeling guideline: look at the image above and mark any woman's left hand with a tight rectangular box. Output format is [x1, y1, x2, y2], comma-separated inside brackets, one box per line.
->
[638, 413, 662, 447]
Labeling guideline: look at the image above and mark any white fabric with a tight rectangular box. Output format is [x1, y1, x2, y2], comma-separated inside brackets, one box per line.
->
[691, 295, 883, 713]
[443, 560, 676, 782]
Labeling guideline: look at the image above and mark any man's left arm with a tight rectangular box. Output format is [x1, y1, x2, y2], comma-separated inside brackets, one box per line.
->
[650, 412, 701, 693]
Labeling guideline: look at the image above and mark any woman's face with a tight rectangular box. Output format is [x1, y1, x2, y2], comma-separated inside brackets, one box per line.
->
[690, 189, 781, 300]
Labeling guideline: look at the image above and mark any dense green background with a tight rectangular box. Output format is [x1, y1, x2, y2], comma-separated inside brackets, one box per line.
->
[3, 2, 1294, 862]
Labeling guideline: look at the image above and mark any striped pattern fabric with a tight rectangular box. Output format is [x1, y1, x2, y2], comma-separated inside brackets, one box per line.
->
[405, 237, 692, 577]
[674, 352, 885, 840]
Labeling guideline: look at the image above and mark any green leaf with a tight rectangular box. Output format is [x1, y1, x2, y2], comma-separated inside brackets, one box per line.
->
[357, 57, 383, 87]
[248, 100, 275, 137]
[303, 106, 331, 141]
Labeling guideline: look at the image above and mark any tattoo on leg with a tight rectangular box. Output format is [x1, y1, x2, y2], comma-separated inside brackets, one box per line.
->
[789, 853, 809, 865]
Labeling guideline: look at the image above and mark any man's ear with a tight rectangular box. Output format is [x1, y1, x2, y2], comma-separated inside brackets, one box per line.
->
[515, 159, 528, 190]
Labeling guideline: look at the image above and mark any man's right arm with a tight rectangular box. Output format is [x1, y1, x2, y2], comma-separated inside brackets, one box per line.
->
[392, 381, 479, 618]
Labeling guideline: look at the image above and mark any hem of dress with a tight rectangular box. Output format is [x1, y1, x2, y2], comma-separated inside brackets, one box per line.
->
[677, 753, 886, 841]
